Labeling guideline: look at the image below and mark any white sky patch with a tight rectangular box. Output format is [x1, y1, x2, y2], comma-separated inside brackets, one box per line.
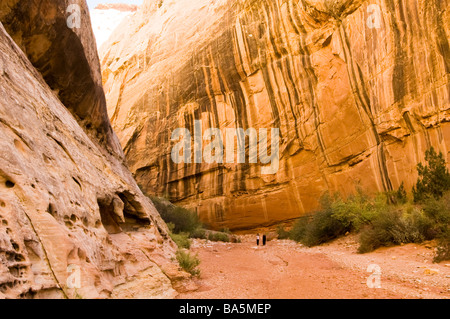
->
[90, 8, 134, 47]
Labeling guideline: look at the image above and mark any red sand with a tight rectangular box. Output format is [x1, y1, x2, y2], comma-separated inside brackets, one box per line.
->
[177, 235, 450, 299]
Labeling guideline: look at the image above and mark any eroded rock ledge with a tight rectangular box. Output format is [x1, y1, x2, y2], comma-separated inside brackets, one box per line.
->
[101, 0, 450, 230]
[0, 0, 180, 299]
[0, 0, 122, 157]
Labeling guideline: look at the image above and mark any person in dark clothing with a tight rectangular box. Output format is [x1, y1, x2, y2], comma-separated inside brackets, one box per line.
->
[262, 234, 267, 246]
[256, 233, 260, 246]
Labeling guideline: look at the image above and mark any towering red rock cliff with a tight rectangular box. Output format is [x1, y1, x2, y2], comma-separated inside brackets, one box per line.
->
[0, 0, 180, 299]
[101, 0, 450, 230]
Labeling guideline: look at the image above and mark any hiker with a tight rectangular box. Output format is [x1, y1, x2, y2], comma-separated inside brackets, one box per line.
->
[256, 233, 260, 246]
[262, 234, 267, 246]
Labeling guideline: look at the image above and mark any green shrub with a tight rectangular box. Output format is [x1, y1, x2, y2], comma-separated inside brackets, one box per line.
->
[151, 196, 202, 234]
[330, 190, 385, 231]
[289, 190, 390, 247]
[396, 182, 408, 204]
[172, 206, 202, 234]
[288, 215, 310, 242]
[290, 192, 371, 246]
[422, 192, 450, 225]
[166, 222, 175, 233]
[359, 209, 403, 253]
[176, 249, 200, 276]
[407, 206, 436, 241]
[413, 147, 450, 202]
[276, 226, 291, 240]
[385, 182, 408, 205]
[434, 228, 450, 263]
[300, 209, 349, 247]
[287, 189, 446, 252]
[358, 207, 434, 253]
[288, 192, 349, 247]
[189, 228, 207, 239]
[170, 232, 191, 249]
[207, 231, 230, 242]
[422, 192, 450, 262]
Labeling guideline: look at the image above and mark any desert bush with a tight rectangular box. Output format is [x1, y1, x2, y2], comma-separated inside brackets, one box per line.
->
[290, 190, 390, 247]
[189, 228, 207, 239]
[289, 192, 370, 246]
[151, 196, 240, 245]
[220, 228, 231, 234]
[358, 191, 450, 257]
[282, 164, 449, 258]
[300, 209, 349, 247]
[385, 182, 408, 205]
[288, 215, 310, 243]
[413, 147, 450, 202]
[358, 207, 434, 253]
[287, 189, 442, 251]
[170, 232, 191, 249]
[395, 182, 408, 204]
[207, 231, 230, 242]
[166, 222, 175, 233]
[176, 249, 200, 276]
[434, 228, 450, 263]
[421, 192, 450, 262]
[288, 193, 349, 247]
[276, 226, 291, 240]
[330, 190, 386, 231]
[150, 196, 202, 234]
[167, 206, 202, 234]
[422, 192, 450, 225]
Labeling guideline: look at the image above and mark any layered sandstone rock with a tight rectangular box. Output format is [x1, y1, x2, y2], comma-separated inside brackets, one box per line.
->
[0, 0, 181, 299]
[101, 0, 450, 230]
[0, 0, 122, 156]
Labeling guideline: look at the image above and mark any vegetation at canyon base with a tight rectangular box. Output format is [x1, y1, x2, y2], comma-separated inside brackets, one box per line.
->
[175, 249, 201, 277]
[149, 195, 236, 242]
[148, 195, 240, 275]
[150, 196, 237, 242]
[279, 147, 450, 262]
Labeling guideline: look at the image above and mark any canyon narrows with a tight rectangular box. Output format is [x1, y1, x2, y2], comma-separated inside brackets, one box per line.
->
[0, 0, 449, 301]
[101, 0, 450, 230]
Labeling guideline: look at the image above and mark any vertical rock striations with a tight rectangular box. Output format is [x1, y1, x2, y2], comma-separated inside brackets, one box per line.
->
[0, 0, 179, 299]
[101, 0, 450, 230]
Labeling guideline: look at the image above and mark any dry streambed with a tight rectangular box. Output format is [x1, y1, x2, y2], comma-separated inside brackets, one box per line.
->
[177, 235, 450, 299]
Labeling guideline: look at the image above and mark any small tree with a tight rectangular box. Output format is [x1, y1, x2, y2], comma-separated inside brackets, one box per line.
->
[413, 147, 450, 202]
[395, 182, 408, 204]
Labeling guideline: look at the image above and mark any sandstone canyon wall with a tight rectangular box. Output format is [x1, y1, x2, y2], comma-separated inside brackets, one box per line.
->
[0, 0, 180, 299]
[101, 0, 450, 230]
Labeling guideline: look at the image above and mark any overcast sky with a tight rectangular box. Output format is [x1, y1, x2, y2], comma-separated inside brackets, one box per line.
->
[86, 0, 143, 10]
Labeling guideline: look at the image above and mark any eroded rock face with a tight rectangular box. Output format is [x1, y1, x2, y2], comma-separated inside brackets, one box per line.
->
[0, 1, 180, 299]
[0, 0, 123, 157]
[101, 0, 450, 230]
